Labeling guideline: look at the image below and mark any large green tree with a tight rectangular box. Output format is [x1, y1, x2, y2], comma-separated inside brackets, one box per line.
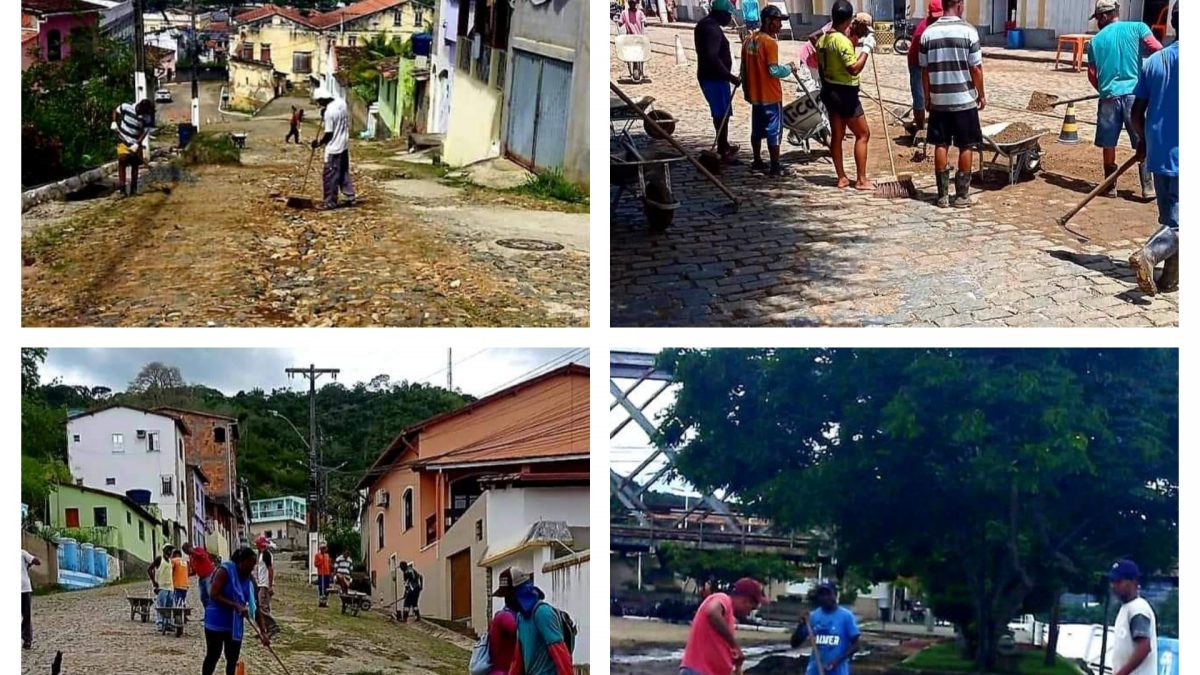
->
[655, 349, 1177, 671]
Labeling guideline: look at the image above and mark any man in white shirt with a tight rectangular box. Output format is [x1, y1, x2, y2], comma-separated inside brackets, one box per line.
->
[253, 535, 280, 637]
[1108, 559, 1158, 675]
[21, 549, 41, 649]
[311, 87, 357, 210]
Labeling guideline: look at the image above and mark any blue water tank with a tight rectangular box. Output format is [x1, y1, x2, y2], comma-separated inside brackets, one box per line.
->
[126, 489, 152, 505]
[412, 33, 433, 57]
[1007, 29, 1025, 49]
[60, 538, 78, 572]
[94, 547, 109, 580]
[80, 543, 95, 576]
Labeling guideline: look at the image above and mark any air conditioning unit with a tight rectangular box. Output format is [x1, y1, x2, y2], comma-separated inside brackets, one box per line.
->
[136, 429, 147, 439]
[376, 490, 390, 508]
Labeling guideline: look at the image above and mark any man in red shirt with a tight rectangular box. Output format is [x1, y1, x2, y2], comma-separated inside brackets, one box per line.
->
[680, 578, 768, 675]
[489, 568, 521, 675]
[906, 1, 943, 134]
[182, 543, 216, 607]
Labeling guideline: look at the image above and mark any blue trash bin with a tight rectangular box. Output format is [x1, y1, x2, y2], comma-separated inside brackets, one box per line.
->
[60, 538, 78, 572]
[1007, 29, 1025, 49]
[179, 123, 197, 148]
[80, 543, 95, 576]
[94, 547, 109, 580]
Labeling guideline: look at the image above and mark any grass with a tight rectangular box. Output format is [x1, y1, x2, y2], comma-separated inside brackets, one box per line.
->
[902, 642, 1084, 674]
[178, 132, 242, 166]
[508, 170, 588, 205]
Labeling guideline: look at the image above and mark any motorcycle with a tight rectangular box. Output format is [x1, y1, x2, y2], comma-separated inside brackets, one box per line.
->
[893, 17, 914, 53]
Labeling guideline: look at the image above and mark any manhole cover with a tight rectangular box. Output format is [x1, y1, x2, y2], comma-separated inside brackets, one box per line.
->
[495, 238, 564, 252]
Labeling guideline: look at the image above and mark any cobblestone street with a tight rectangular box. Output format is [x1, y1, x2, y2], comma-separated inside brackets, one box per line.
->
[20, 567, 470, 675]
[610, 26, 1178, 327]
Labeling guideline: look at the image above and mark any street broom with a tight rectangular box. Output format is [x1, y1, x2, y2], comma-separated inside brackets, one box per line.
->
[698, 83, 743, 176]
[869, 57, 916, 199]
[246, 614, 294, 675]
[287, 147, 317, 210]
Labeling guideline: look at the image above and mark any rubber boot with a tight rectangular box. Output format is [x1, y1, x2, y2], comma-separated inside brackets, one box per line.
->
[935, 169, 952, 208]
[1129, 226, 1180, 296]
[952, 170, 972, 208]
[1101, 163, 1118, 197]
[1158, 252, 1179, 293]
[1139, 162, 1156, 201]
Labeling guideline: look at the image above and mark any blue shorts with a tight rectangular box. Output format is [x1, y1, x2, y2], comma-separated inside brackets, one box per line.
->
[699, 79, 734, 119]
[1154, 173, 1178, 230]
[908, 64, 925, 111]
[751, 103, 783, 147]
[1095, 95, 1139, 149]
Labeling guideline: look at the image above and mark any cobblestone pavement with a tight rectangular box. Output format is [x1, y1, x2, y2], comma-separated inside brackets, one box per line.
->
[21, 568, 470, 675]
[610, 26, 1179, 327]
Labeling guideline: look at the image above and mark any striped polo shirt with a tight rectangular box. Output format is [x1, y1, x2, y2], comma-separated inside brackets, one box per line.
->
[115, 102, 146, 147]
[918, 16, 983, 112]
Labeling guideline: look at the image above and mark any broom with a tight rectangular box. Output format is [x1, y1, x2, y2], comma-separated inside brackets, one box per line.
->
[869, 53, 916, 199]
[246, 613, 294, 675]
[698, 82, 743, 175]
[286, 147, 317, 209]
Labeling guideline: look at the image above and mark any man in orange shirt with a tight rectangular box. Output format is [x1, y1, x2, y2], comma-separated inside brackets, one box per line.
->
[741, 5, 797, 176]
[313, 544, 333, 607]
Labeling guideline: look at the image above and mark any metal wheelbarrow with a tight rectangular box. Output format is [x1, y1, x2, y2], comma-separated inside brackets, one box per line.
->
[611, 130, 685, 231]
[980, 122, 1048, 186]
[615, 34, 652, 83]
[783, 71, 831, 152]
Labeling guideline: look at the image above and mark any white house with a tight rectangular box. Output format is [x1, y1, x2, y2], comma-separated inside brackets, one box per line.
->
[67, 405, 191, 536]
[248, 495, 308, 550]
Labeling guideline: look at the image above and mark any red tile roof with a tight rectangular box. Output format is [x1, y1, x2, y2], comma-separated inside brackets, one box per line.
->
[234, 4, 318, 28]
[311, 0, 406, 28]
[21, 0, 106, 14]
[22, 12, 36, 28]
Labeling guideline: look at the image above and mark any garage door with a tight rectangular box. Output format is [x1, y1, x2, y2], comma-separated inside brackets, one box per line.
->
[505, 49, 573, 173]
[449, 549, 472, 621]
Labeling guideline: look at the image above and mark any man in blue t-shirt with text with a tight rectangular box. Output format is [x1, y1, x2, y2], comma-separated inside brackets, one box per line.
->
[1128, 3, 1178, 298]
[1086, 0, 1162, 200]
[790, 582, 860, 675]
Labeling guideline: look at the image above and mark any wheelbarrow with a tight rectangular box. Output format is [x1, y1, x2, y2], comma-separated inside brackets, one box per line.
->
[980, 122, 1049, 186]
[612, 131, 685, 231]
[615, 34, 652, 83]
[783, 71, 831, 152]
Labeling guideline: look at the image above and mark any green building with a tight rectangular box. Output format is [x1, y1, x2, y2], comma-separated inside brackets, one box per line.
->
[48, 482, 164, 573]
[377, 56, 415, 138]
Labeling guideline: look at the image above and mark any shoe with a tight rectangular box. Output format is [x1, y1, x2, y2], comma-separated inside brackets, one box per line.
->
[769, 163, 790, 177]
[721, 144, 740, 158]
[22, 642, 30, 650]
[750, 159, 768, 173]
[935, 169, 952, 208]
[1157, 252, 1179, 293]
[951, 170, 972, 208]
[1139, 162, 1156, 201]
[1129, 226, 1179, 296]
[1101, 164, 1118, 197]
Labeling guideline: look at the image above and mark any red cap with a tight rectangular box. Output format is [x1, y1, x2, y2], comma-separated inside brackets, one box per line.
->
[732, 577, 768, 604]
[928, 0, 944, 17]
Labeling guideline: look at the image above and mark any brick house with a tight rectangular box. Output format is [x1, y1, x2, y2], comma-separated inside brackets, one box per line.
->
[154, 407, 247, 549]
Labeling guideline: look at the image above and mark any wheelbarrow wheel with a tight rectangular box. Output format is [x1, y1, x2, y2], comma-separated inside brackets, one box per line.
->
[629, 63, 644, 83]
[360, 598, 372, 612]
[643, 175, 677, 232]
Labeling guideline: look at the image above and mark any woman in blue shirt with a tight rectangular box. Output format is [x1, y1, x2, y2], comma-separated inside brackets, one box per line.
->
[203, 547, 270, 675]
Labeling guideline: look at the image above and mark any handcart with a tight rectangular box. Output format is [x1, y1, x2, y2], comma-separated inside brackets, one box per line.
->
[339, 590, 373, 616]
[611, 131, 685, 231]
[611, 95, 656, 137]
[783, 71, 831, 152]
[615, 34, 651, 83]
[980, 122, 1047, 186]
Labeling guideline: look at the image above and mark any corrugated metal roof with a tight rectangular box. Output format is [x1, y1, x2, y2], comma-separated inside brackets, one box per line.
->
[21, 0, 106, 15]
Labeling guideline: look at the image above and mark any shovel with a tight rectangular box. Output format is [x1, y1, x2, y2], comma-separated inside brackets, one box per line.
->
[1027, 92, 1099, 112]
[286, 147, 317, 209]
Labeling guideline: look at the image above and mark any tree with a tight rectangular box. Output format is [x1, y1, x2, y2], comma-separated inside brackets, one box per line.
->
[22, 348, 47, 395]
[127, 361, 188, 407]
[658, 544, 799, 590]
[656, 349, 1178, 670]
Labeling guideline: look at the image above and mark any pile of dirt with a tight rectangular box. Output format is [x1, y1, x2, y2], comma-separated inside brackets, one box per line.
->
[1027, 91, 1058, 112]
[990, 122, 1044, 144]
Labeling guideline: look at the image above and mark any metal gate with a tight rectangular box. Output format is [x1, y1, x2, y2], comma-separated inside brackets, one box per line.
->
[505, 49, 573, 173]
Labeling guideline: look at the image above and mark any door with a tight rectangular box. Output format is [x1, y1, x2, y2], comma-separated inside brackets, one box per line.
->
[992, 0, 1009, 34]
[505, 50, 573, 173]
[65, 508, 80, 528]
[449, 549, 472, 620]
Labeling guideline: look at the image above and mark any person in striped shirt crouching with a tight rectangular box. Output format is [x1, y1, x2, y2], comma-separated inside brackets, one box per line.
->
[111, 99, 155, 198]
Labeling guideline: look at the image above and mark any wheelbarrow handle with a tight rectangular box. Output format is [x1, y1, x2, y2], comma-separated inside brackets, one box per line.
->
[1058, 154, 1139, 226]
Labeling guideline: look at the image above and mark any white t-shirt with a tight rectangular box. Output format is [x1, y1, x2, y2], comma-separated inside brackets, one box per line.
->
[322, 98, 350, 157]
[253, 549, 273, 588]
[1112, 596, 1158, 675]
[21, 550, 35, 594]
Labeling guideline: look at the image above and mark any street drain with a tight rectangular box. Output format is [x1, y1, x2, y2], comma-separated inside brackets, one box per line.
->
[495, 238, 564, 252]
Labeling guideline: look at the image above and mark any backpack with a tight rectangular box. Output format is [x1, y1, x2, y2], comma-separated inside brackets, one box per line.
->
[468, 631, 492, 675]
[538, 602, 578, 655]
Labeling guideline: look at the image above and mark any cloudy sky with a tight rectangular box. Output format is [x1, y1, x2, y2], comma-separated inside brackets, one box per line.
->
[41, 347, 589, 398]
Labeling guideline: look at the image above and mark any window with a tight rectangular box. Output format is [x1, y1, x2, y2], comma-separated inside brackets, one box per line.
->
[139, 521, 145, 540]
[240, 41, 253, 60]
[260, 43, 271, 63]
[161, 476, 174, 496]
[266, 530, 273, 539]
[105, 477, 116, 486]
[47, 29, 62, 61]
[214, 426, 227, 443]
[94, 507, 108, 527]
[415, 8, 425, 27]
[127, 511, 132, 525]
[112, 433, 125, 453]
[72, 434, 80, 443]
[163, 521, 169, 537]
[147, 431, 160, 452]
[475, 519, 483, 542]
[75, 478, 84, 486]
[424, 514, 437, 546]
[348, 35, 357, 47]
[376, 513, 385, 550]
[402, 488, 413, 531]
[65, 508, 80, 528]
[293, 51, 312, 74]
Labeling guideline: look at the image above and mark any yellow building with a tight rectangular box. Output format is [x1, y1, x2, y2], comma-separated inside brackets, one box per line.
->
[231, 5, 323, 87]
[312, 0, 431, 49]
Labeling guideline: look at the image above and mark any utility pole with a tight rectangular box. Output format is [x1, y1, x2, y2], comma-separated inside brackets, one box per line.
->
[132, 0, 147, 103]
[447, 348, 452, 391]
[191, 0, 200, 128]
[285, 365, 340, 535]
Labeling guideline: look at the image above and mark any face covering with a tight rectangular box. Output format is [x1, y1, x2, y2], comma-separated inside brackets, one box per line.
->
[516, 581, 541, 614]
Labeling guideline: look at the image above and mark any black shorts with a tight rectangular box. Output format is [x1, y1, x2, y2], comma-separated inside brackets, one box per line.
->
[927, 108, 983, 149]
[820, 82, 865, 120]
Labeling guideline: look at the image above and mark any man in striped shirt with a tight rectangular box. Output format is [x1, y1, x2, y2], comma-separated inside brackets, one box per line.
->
[111, 99, 155, 197]
[919, 0, 985, 208]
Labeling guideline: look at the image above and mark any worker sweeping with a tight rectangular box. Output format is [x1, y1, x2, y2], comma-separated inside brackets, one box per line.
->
[203, 547, 271, 675]
[1086, 0, 1161, 200]
[919, 0, 985, 208]
[741, 5, 798, 178]
[816, 1, 873, 190]
[310, 87, 357, 210]
[1127, 2, 1178, 297]
[694, 0, 741, 163]
[679, 578, 767, 675]
[790, 583, 861, 675]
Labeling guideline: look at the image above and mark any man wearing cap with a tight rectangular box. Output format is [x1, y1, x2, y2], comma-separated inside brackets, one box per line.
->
[919, 0, 985, 208]
[694, 0, 741, 163]
[742, 4, 798, 177]
[399, 560, 424, 621]
[489, 568, 522, 675]
[1086, 0, 1161, 200]
[791, 583, 860, 675]
[310, 87, 357, 209]
[817, 1, 873, 189]
[314, 543, 333, 607]
[253, 535, 280, 637]
[680, 577, 767, 675]
[1108, 559, 1158, 675]
[183, 543, 217, 608]
[508, 568, 574, 675]
[906, 1, 944, 134]
[1128, 2, 1178, 297]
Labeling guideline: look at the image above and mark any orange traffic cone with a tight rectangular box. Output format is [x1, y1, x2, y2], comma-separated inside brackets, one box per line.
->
[1057, 101, 1080, 144]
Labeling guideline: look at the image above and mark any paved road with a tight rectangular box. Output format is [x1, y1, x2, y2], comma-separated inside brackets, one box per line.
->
[20, 566, 470, 674]
[609, 26, 1178, 327]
